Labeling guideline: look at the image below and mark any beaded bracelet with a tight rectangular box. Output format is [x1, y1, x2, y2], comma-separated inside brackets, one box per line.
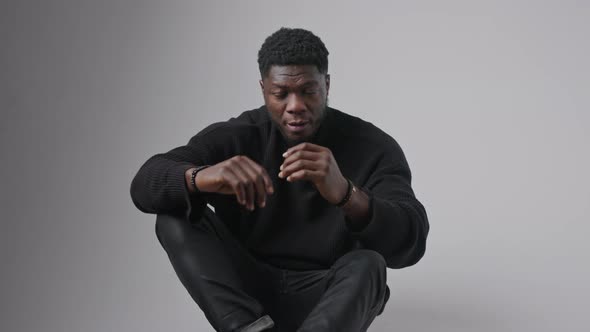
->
[336, 178, 356, 207]
[190, 165, 210, 192]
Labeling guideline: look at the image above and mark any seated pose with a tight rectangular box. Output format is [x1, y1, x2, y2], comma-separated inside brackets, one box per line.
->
[130, 27, 429, 332]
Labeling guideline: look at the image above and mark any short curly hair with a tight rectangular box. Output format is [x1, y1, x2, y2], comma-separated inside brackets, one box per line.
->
[257, 27, 329, 78]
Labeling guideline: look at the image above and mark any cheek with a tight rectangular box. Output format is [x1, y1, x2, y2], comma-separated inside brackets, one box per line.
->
[310, 94, 327, 108]
[267, 106, 284, 121]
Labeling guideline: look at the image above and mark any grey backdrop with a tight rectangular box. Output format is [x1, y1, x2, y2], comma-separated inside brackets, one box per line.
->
[2, 0, 589, 331]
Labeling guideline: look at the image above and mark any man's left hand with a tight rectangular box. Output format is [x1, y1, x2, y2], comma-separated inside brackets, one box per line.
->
[279, 142, 348, 205]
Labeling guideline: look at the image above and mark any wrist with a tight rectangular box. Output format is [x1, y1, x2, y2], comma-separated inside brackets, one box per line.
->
[185, 165, 210, 193]
[341, 185, 371, 230]
[336, 178, 354, 207]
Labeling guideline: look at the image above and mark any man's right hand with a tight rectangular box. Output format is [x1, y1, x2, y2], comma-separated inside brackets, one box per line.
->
[191, 156, 274, 211]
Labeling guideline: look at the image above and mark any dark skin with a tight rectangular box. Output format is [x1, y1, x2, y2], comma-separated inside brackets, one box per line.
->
[186, 65, 370, 227]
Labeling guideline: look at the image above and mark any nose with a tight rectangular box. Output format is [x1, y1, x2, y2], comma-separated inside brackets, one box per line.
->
[285, 93, 307, 115]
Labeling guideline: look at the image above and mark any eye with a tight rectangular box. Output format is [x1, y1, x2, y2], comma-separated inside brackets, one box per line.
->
[272, 91, 287, 99]
[303, 89, 318, 95]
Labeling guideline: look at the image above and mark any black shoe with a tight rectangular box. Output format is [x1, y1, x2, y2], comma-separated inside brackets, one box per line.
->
[237, 315, 275, 332]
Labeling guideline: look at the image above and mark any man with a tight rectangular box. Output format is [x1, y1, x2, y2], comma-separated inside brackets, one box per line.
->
[130, 27, 429, 332]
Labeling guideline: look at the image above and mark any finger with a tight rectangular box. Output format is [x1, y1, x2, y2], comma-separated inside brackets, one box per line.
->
[239, 156, 274, 195]
[223, 168, 247, 206]
[230, 160, 256, 210]
[286, 169, 321, 182]
[282, 142, 325, 157]
[240, 158, 269, 207]
[280, 150, 320, 171]
[279, 159, 319, 179]
[261, 167, 274, 194]
[236, 163, 256, 210]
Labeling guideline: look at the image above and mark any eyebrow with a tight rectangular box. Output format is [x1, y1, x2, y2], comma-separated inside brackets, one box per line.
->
[270, 81, 319, 89]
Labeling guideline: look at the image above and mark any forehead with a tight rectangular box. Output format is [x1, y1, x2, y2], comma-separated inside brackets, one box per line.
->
[264, 65, 324, 87]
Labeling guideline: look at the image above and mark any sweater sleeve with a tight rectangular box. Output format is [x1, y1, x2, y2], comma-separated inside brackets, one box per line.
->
[346, 141, 429, 269]
[129, 129, 219, 219]
[130, 107, 267, 220]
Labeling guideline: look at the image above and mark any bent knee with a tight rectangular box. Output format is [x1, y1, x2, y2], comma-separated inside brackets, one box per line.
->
[335, 249, 387, 275]
[155, 214, 191, 249]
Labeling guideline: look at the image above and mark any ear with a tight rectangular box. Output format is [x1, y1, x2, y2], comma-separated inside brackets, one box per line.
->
[325, 74, 330, 96]
[259, 79, 264, 91]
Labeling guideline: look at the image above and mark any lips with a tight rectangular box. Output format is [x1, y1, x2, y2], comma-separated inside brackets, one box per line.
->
[286, 120, 310, 133]
[288, 120, 308, 126]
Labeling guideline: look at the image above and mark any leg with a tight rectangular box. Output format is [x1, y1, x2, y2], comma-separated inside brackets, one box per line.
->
[273, 269, 331, 331]
[296, 249, 389, 332]
[155, 209, 276, 332]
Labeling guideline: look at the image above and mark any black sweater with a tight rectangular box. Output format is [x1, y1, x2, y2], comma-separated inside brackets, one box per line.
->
[130, 106, 429, 270]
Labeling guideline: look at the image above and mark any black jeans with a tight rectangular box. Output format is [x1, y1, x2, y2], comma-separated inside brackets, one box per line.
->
[155, 209, 389, 332]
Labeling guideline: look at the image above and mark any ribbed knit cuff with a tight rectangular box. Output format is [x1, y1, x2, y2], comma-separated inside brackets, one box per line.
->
[168, 163, 199, 218]
[175, 163, 208, 222]
[346, 189, 410, 247]
[343, 187, 374, 233]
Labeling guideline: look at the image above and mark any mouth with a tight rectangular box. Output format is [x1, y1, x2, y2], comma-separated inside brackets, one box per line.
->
[285, 120, 310, 134]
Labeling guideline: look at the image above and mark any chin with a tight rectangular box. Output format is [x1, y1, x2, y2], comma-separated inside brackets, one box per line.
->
[271, 117, 319, 145]
[282, 126, 316, 146]
[281, 131, 311, 146]
[286, 136, 308, 146]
